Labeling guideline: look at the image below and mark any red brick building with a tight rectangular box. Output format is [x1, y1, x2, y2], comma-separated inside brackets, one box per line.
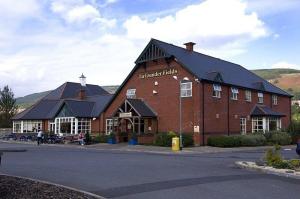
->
[102, 39, 292, 145]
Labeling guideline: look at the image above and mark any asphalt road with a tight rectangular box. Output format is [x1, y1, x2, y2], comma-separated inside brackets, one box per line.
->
[0, 142, 299, 199]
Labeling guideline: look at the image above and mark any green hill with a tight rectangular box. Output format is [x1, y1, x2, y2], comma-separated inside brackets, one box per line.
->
[251, 68, 300, 80]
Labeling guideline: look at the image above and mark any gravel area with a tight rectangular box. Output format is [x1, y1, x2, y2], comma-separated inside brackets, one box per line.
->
[0, 175, 99, 199]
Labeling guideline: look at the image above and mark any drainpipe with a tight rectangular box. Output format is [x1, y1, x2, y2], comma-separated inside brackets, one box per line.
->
[227, 87, 230, 136]
[202, 82, 205, 145]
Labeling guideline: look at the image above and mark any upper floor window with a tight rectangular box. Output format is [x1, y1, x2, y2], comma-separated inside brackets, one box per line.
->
[126, 89, 136, 99]
[272, 95, 278, 105]
[231, 87, 239, 100]
[258, 92, 263, 104]
[180, 82, 192, 97]
[213, 84, 222, 98]
[245, 90, 251, 102]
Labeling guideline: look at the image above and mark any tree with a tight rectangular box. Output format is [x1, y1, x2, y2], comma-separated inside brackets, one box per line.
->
[0, 86, 18, 128]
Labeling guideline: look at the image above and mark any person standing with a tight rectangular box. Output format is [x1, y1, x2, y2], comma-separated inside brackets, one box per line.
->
[37, 130, 43, 145]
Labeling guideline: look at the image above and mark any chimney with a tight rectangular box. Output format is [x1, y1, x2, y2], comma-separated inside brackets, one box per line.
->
[78, 73, 86, 100]
[184, 42, 196, 52]
[78, 89, 86, 100]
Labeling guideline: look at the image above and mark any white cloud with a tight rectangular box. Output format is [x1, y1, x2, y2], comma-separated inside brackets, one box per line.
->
[124, 0, 267, 53]
[271, 61, 299, 69]
[51, 0, 116, 27]
[0, 0, 274, 97]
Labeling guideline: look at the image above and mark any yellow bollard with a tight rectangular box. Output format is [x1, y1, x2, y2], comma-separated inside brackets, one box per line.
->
[172, 137, 180, 151]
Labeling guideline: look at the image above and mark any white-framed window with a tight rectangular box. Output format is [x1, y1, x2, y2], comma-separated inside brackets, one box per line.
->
[106, 119, 118, 135]
[268, 117, 281, 131]
[272, 95, 278, 105]
[252, 117, 264, 132]
[213, 84, 222, 98]
[258, 92, 264, 104]
[13, 121, 22, 133]
[245, 90, 251, 102]
[240, 118, 246, 135]
[78, 118, 91, 134]
[126, 89, 136, 99]
[22, 120, 42, 133]
[231, 87, 239, 100]
[180, 81, 192, 97]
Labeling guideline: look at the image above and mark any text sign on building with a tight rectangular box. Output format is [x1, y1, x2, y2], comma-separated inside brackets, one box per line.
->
[119, 112, 132, 118]
[139, 68, 178, 79]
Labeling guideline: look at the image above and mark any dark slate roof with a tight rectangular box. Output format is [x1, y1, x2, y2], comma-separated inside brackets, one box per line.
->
[150, 39, 291, 96]
[44, 82, 109, 100]
[13, 82, 112, 120]
[13, 100, 62, 120]
[64, 100, 95, 118]
[103, 38, 291, 112]
[87, 95, 113, 117]
[250, 105, 285, 117]
[127, 99, 157, 117]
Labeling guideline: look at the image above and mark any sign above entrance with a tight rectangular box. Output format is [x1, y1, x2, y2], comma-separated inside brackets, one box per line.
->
[119, 112, 132, 118]
[139, 68, 178, 79]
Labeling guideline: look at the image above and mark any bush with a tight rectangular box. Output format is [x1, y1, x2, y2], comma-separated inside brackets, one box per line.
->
[264, 145, 283, 166]
[239, 134, 266, 146]
[207, 135, 241, 147]
[85, 132, 91, 145]
[207, 134, 266, 147]
[266, 132, 292, 145]
[288, 159, 300, 169]
[182, 133, 194, 147]
[92, 134, 108, 143]
[154, 131, 177, 147]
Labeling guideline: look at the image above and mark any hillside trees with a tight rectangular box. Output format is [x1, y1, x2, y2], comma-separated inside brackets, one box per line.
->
[0, 86, 18, 128]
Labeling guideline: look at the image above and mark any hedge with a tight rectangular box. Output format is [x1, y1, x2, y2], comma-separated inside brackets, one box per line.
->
[208, 132, 291, 148]
[154, 132, 194, 147]
[91, 134, 108, 143]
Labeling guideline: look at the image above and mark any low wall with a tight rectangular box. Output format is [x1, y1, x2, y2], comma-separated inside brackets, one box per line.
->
[0, 128, 12, 138]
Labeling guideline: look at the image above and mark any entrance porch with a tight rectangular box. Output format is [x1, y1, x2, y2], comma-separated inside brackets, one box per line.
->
[106, 99, 157, 144]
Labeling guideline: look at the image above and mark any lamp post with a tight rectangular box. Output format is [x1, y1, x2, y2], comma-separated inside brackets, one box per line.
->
[173, 76, 189, 150]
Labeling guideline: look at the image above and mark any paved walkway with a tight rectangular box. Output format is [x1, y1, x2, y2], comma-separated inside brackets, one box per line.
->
[0, 140, 295, 155]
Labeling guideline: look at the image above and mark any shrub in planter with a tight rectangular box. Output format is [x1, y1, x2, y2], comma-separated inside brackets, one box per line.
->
[107, 133, 116, 144]
[128, 132, 138, 145]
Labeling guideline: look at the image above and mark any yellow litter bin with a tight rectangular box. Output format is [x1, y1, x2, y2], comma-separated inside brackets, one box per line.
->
[172, 137, 180, 151]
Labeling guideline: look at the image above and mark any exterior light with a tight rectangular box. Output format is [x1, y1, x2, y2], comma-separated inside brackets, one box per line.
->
[79, 73, 86, 87]
[183, 77, 189, 81]
[173, 75, 178, 80]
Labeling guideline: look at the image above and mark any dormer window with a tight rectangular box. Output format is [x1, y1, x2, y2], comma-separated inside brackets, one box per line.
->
[258, 92, 263, 103]
[213, 84, 222, 98]
[231, 87, 239, 100]
[126, 89, 136, 99]
[272, 95, 278, 105]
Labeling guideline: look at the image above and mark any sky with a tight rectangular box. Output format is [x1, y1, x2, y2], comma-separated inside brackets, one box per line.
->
[0, 0, 300, 97]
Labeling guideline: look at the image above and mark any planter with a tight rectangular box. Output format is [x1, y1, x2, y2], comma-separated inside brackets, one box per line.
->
[107, 138, 116, 144]
[128, 139, 138, 145]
